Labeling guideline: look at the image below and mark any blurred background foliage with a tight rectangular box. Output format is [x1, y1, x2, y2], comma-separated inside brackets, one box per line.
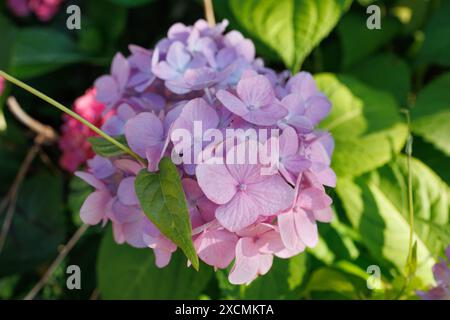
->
[0, 0, 449, 300]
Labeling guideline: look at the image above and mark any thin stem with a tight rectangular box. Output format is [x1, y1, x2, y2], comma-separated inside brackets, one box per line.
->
[405, 112, 414, 268]
[203, 0, 216, 27]
[0, 144, 40, 253]
[24, 224, 89, 300]
[0, 70, 144, 164]
[393, 109, 415, 300]
[7, 96, 58, 143]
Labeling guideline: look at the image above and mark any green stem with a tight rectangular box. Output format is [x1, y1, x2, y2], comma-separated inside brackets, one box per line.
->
[0, 70, 144, 164]
[393, 109, 415, 300]
[404, 111, 414, 268]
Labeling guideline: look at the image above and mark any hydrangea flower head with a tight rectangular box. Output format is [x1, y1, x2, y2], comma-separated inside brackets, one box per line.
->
[59, 89, 111, 172]
[7, 0, 64, 21]
[73, 19, 336, 285]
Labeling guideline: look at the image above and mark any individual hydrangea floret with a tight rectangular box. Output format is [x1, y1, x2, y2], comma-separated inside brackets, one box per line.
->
[417, 246, 450, 300]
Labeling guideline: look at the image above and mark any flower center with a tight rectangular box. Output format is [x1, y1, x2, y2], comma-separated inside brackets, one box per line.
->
[247, 104, 257, 111]
[239, 183, 247, 191]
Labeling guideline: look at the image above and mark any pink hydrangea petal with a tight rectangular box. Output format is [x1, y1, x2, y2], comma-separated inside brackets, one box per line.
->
[182, 178, 204, 202]
[114, 159, 142, 176]
[311, 163, 337, 187]
[196, 163, 238, 205]
[280, 126, 299, 155]
[80, 191, 110, 225]
[294, 209, 318, 248]
[255, 229, 285, 254]
[305, 95, 332, 125]
[243, 103, 287, 126]
[287, 72, 318, 99]
[281, 93, 306, 114]
[94, 76, 120, 105]
[216, 89, 248, 117]
[145, 145, 165, 172]
[112, 222, 126, 244]
[111, 53, 130, 90]
[110, 199, 142, 224]
[173, 98, 219, 132]
[297, 187, 332, 211]
[246, 174, 295, 217]
[278, 212, 300, 251]
[167, 41, 191, 70]
[314, 207, 334, 223]
[154, 248, 173, 268]
[237, 74, 274, 107]
[194, 229, 238, 269]
[228, 238, 259, 285]
[122, 218, 147, 248]
[215, 192, 263, 232]
[125, 112, 164, 158]
[75, 172, 107, 192]
[283, 155, 311, 174]
[117, 177, 139, 206]
[153, 61, 180, 80]
[258, 254, 273, 276]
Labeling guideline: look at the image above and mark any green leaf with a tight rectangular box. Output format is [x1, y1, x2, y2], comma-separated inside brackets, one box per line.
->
[347, 53, 411, 106]
[108, 0, 154, 7]
[392, 0, 430, 34]
[0, 174, 66, 276]
[89, 0, 127, 41]
[215, 0, 352, 72]
[135, 157, 199, 270]
[304, 267, 359, 299]
[97, 228, 213, 299]
[316, 73, 408, 177]
[88, 135, 129, 158]
[336, 156, 449, 284]
[411, 73, 450, 156]
[413, 136, 450, 186]
[216, 254, 310, 299]
[338, 12, 401, 68]
[418, 0, 450, 67]
[11, 28, 85, 79]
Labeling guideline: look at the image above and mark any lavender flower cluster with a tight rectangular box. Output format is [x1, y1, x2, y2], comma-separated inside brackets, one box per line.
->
[77, 19, 336, 284]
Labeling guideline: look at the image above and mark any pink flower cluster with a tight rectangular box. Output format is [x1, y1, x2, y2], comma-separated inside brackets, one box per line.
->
[59, 89, 110, 172]
[76, 19, 336, 284]
[417, 246, 450, 300]
[0, 77, 5, 96]
[7, 0, 63, 21]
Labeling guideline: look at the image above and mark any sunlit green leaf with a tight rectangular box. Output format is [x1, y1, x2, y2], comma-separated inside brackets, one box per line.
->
[316, 74, 408, 177]
[337, 156, 449, 284]
[411, 73, 450, 156]
[135, 158, 199, 269]
[216, 0, 352, 72]
[97, 228, 212, 299]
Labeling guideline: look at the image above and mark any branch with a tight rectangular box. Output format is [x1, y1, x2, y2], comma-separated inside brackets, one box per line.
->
[24, 224, 89, 300]
[7, 96, 58, 144]
[0, 144, 41, 253]
[203, 0, 216, 27]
